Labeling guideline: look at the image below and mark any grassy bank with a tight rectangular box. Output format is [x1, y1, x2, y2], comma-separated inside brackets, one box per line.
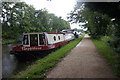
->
[92, 39, 120, 77]
[13, 34, 85, 78]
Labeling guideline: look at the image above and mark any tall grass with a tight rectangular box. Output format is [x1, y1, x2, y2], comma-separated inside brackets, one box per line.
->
[13, 34, 85, 78]
[92, 39, 120, 77]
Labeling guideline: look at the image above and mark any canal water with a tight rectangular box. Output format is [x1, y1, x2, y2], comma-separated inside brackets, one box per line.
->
[2, 43, 50, 78]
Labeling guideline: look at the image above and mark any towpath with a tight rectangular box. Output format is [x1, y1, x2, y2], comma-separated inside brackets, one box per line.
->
[47, 34, 117, 78]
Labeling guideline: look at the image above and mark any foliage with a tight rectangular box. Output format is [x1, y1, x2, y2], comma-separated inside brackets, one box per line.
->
[69, 5, 110, 39]
[12, 34, 85, 78]
[2, 2, 70, 43]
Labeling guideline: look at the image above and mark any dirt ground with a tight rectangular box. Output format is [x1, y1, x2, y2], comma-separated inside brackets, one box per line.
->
[47, 34, 117, 78]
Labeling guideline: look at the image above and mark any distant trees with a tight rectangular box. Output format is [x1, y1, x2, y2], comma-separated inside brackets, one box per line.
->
[74, 28, 84, 33]
[2, 2, 70, 41]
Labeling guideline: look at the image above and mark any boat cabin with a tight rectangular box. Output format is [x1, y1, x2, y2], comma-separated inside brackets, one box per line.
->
[22, 32, 47, 47]
[22, 32, 66, 47]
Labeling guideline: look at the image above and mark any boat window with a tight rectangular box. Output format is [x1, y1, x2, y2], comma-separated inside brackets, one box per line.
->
[53, 36, 56, 41]
[30, 34, 38, 46]
[63, 31, 67, 33]
[39, 34, 46, 45]
[23, 35, 29, 45]
[58, 36, 60, 40]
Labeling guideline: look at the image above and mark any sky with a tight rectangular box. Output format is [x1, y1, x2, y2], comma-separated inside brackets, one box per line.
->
[23, 0, 83, 29]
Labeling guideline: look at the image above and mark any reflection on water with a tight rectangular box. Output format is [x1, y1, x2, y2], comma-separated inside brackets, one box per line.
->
[2, 43, 33, 78]
[2, 44, 19, 78]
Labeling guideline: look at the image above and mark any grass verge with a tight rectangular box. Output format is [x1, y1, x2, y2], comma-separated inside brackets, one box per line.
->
[13, 34, 85, 78]
[92, 39, 120, 77]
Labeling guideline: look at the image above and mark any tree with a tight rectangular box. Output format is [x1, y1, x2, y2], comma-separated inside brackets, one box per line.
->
[2, 2, 70, 42]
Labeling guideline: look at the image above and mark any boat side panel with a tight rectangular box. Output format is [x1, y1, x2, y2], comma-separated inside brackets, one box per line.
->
[12, 40, 67, 52]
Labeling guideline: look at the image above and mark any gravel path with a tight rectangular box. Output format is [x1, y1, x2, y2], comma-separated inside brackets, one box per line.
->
[47, 34, 117, 78]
